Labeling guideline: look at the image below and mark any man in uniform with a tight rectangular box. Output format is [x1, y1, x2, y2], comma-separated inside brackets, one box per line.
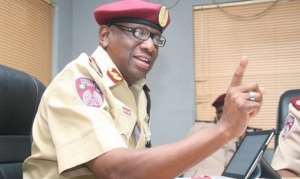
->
[272, 96, 300, 177]
[23, 0, 263, 179]
[184, 93, 263, 177]
[184, 93, 236, 177]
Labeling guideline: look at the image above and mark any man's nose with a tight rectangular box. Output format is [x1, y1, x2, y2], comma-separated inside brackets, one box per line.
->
[140, 37, 156, 54]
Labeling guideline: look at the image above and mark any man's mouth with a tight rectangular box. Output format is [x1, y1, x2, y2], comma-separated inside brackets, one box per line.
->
[134, 56, 151, 71]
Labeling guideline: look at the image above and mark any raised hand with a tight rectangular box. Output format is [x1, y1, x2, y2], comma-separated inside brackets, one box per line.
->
[219, 57, 263, 138]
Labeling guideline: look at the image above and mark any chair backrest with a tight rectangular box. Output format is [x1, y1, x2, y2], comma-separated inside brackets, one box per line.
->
[259, 156, 281, 179]
[275, 89, 300, 148]
[0, 65, 45, 179]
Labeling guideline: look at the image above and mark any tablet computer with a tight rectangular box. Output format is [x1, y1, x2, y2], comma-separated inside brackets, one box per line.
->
[222, 130, 275, 179]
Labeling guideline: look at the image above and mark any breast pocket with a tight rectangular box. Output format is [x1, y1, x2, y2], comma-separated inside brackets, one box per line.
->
[111, 102, 137, 144]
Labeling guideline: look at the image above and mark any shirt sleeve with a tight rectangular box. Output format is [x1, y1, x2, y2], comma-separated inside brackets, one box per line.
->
[43, 73, 126, 176]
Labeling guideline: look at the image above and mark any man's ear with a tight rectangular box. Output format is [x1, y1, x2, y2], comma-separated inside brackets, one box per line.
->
[99, 25, 110, 49]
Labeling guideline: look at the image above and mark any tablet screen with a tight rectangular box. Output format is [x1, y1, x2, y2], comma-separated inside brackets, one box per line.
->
[222, 130, 274, 179]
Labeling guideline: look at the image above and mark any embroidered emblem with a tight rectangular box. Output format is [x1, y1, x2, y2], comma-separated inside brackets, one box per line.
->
[122, 106, 131, 116]
[107, 68, 123, 83]
[281, 113, 296, 138]
[75, 77, 103, 107]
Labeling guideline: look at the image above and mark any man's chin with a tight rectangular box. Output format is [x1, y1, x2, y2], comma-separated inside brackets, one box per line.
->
[125, 72, 147, 85]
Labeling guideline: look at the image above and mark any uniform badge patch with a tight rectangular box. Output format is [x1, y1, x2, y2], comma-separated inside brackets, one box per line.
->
[75, 77, 103, 107]
[281, 113, 296, 138]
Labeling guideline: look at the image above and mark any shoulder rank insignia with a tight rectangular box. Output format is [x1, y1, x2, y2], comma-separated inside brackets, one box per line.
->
[107, 68, 123, 83]
[75, 77, 103, 107]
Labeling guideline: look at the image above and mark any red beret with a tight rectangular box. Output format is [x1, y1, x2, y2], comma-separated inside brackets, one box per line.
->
[290, 96, 300, 111]
[94, 0, 170, 32]
[212, 93, 226, 108]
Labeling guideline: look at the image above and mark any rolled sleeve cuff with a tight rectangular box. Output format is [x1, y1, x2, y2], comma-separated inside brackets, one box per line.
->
[58, 129, 126, 177]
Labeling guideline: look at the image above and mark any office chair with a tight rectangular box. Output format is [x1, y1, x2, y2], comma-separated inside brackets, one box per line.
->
[275, 89, 300, 148]
[0, 65, 46, 179]
[259, 156, 281, 179]
[259, 89, 300, 179]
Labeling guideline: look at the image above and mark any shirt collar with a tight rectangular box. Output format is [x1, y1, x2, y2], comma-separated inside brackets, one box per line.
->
[91, 46, 146, 90]
[130, 78, 146, 92]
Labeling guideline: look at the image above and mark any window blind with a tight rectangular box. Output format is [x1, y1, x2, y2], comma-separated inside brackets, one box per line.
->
[0, 0, 53, 84]
[193, 0, 300, 130]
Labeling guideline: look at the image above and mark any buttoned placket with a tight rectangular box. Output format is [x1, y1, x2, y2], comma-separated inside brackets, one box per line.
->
[89, 46, 146, 147]
[130, 83, 150, 148]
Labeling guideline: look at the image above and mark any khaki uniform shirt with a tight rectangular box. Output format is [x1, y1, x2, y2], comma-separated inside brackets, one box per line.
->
[183, 122, 236, 177]
[23, 46, 151, 179]
[272, 101, 300, 175]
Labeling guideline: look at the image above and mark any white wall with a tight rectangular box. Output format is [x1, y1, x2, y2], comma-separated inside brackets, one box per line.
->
[53, 0, 239, 145]
[52, 0, 73, 75]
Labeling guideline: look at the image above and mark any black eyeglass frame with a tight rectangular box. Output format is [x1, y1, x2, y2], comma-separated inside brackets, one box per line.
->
[110, 23, 166, 47]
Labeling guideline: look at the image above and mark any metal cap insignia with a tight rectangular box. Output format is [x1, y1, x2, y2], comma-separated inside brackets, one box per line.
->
[158, 6, 168, 28]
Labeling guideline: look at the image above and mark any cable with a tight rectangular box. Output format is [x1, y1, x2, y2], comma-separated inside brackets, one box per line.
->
[212, 0, 280, 21]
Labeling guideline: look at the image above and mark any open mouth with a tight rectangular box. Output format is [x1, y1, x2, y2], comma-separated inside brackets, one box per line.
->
[134, 56, 151, 71]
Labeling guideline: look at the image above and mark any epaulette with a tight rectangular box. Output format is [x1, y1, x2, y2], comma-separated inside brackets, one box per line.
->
[89, 56, 103, 77]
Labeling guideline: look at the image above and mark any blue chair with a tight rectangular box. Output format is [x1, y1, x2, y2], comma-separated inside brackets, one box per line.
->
[0, 65, 45, 179]
[259, 89, 300, 179]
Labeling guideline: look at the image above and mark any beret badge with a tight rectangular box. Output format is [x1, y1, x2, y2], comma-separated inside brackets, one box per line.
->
[158, 6, 169, 28]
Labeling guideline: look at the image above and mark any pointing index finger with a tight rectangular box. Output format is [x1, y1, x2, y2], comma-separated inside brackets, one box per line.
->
[230, 57, 248, 87]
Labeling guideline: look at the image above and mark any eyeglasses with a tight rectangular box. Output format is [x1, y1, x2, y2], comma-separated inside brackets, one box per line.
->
[111, 24, 166, 47]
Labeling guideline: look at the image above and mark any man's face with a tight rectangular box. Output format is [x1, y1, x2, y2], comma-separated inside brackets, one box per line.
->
[103, 22, 160, 85]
